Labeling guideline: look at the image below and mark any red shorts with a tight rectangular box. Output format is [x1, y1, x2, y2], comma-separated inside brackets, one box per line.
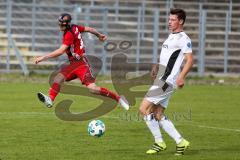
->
[60, 57, 95, 86]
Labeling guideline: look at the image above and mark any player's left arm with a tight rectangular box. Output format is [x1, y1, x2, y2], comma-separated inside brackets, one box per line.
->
[176, 53, 194, 89]
[84, 26, 107, 41]
[34, 44, 68, 64]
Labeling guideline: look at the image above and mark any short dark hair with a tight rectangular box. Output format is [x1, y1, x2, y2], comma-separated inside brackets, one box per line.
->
[170, 8, 186, 25]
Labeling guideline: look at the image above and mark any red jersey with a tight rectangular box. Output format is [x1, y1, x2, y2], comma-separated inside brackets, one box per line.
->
[62, 25, 85, 61]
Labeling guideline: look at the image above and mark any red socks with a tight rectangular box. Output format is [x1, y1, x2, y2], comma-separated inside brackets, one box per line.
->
[99, 87, 120, 102]
[49, 82, 61, 101]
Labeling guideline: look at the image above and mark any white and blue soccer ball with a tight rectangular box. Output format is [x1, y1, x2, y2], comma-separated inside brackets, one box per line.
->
[88, 120, 105, 137]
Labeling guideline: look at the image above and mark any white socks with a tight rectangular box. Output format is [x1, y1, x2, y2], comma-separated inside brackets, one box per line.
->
[159, 115, 183, 144]
[144, 113, 163, 143]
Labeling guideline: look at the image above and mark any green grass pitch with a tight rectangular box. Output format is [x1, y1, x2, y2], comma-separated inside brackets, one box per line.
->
[0, 80, 240, 160]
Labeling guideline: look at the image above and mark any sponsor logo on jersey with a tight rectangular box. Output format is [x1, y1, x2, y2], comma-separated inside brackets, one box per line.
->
[162, 44, 168, 49]
[187, 42, 192, 48]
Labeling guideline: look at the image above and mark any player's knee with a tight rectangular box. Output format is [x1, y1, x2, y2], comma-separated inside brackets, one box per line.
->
[139, 107, 147, 116]
[154, 107, 164, 120]
[88, 88, 98, 94]
[154, 112, 163, 121]
[53, 73, 65, 84]
[139, 101, 153, 116]
[87, 85, 100, 94]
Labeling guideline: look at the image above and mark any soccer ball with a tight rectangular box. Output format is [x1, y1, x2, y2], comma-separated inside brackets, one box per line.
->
[88, 120, 105, 137]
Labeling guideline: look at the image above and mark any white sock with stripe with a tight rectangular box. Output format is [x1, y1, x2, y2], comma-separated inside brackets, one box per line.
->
[144, 113, 163, 143]
[159, 115, 182, 144]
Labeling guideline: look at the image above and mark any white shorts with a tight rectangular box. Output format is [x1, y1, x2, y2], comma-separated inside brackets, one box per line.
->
[145, 83, 174, 108]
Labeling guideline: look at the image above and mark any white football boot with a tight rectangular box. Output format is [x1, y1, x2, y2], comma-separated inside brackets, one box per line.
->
[118, 95, 130, 110]
[37, 92, 53, 108]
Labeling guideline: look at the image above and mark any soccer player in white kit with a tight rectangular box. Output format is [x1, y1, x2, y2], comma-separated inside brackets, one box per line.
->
[139, 8, 194, 155]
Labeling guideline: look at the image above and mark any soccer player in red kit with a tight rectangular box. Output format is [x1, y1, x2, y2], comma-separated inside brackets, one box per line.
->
[34, 13, 129, 110]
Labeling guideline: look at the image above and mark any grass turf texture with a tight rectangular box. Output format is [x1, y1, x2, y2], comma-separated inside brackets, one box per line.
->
[0, 81, 240, 160]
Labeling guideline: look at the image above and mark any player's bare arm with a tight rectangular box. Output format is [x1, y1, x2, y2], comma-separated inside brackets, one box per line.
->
[34, 44, 69, 64]
[150, 64, 159, 79]
[84, 26, 107, 41]
[176, 53, 193, 88]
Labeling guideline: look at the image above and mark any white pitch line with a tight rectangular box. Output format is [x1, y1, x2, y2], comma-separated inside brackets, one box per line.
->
[181, 121, 240, 133]
[100, 116, 240, 133]
[101, 115, 119, 119]
[0, 112, 121, 119]
[1, 112, 240, 133]
[0, 112, 54, 115]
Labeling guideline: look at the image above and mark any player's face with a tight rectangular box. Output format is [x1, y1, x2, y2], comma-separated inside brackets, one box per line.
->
[59, 22, 67, 31]
[168, 14, 182, 33]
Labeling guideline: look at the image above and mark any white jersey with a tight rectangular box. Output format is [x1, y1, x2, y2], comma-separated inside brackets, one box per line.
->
[159, 31, 192, 88]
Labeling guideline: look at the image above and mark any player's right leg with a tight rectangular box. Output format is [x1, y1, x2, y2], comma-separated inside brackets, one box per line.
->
[152, 105, 190, 155]
[86, 83, 130, 110]
[37, 73, 65, 108]
[75, 58, 130, 110]
[139, 98, 166, 154]
[156, 105, 190, 155]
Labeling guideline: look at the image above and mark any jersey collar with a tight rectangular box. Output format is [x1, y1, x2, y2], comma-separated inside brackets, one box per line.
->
[171, 31, 183, 34]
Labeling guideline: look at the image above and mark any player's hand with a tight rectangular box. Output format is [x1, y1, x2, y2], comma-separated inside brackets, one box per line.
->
[176, 76, 185, 89]
[34, 56, 44, 64]
[98, 34, 107, 41]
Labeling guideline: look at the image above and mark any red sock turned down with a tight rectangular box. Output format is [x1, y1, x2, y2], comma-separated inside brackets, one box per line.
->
[99, 87, 120, 102]
[49, 82, 61, 101]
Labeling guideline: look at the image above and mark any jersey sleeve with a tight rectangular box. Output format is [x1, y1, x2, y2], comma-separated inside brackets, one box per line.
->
[180, 36, 192, 54]
[63, 32, 74, 46]
[78, 25, 85, 32]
